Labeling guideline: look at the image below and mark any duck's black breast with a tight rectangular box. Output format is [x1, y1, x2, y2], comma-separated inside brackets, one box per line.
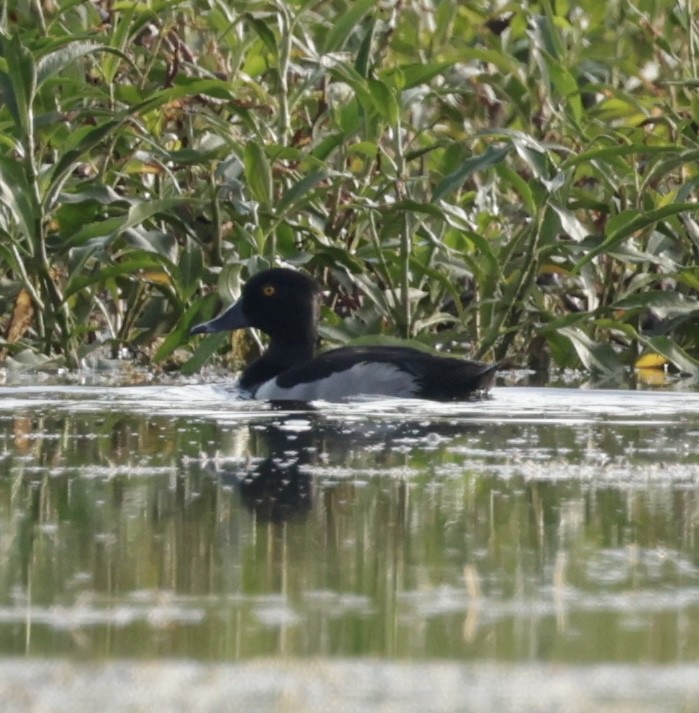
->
[249, 346, 498, 402]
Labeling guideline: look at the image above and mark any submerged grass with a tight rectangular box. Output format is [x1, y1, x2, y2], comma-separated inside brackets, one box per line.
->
[1, 0, 699, 380]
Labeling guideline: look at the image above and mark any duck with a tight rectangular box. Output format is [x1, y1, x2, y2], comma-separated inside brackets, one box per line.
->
[190, 268, 500, 402]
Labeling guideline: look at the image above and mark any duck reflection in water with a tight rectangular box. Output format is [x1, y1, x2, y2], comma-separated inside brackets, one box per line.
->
[234, 420, 315, 522]
[204, 411, 478, 523]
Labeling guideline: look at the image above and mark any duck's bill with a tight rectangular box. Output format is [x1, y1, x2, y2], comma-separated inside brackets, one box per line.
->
[190, 299, 249, 335]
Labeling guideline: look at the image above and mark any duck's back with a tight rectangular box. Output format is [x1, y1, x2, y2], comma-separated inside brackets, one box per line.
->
[252, 345, 498, 402]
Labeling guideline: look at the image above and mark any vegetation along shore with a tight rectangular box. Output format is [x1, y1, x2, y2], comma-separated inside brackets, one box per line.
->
[1, 1, 698, 382]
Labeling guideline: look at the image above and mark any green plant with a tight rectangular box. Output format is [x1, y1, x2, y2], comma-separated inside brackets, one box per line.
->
[1, 0, 699, 381]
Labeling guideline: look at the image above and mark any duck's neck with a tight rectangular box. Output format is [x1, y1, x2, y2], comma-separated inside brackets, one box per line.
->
[239, 334, 316, 391]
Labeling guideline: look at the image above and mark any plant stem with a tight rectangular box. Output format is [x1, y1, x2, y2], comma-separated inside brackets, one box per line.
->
[394, 123, 411, 338]
[275, 0, 292, 146]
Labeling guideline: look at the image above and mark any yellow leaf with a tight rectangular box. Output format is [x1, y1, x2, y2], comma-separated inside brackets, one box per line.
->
[124, 159, 163, 175]
[539, 264, 571, 276]
[634, 353, 668, 370]
[138, 270, 171, 286]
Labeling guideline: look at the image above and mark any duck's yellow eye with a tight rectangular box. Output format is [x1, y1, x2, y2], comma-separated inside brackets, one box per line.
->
[262, 285, 276, 297]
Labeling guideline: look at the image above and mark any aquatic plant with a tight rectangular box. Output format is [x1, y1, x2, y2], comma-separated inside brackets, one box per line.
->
[1, 0, 698, 379]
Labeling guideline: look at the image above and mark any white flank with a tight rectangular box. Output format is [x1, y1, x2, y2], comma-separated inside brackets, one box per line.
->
[253, 362, 420, 402]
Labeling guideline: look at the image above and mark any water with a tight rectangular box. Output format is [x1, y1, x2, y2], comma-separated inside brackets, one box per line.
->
[0, 383, 698, 711]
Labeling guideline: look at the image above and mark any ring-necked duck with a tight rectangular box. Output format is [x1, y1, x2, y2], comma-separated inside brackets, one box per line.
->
[190, 268, 500, 402]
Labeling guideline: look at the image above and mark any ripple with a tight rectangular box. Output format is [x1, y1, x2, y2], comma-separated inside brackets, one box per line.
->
[2, 384, 699, 425]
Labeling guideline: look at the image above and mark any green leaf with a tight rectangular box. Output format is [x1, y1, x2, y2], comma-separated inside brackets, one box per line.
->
[388, 200, 446, 220]
[530, 12, 564, 59]
[180, 332, 230, 375]
[458, 47, 521, 77]
[174, 237, 204, 301]
[432, 144, 511, 202]
[244, 13, 278, 54]
[243, 142, 273, 209]
[576, 203, 699, 269]
[155, 296, 219, 364]
[342, 333, 436, 352]
[64, 253, 168, 298]
[396, 62, 451, 89]
[367, 78, 400, 125]
[543, 55, 582, 123]
[65, 198, 188, 249]
[0, 33, 36, 136]
[556, 325, 623, 374]
[437, 204, 499, 279]
[322, 0, 376, 53]
[277, 170, 329, 214]
[328, 62, 372, 106]
[36, 40, 103, 86]
[677, 268, 699, 292]
[131, 78, 237, 115]
[496, 164, 536, 213]
[614, 291, 699, 319]
[0, 156, 37, 242]
[561, 143, 676, 170]
[102, 7, 135, 82]
[551, 204, 589, 242]
[311, 133, 344, 160]
[354, 15, 375, 78]
[43, 120, 123, 212]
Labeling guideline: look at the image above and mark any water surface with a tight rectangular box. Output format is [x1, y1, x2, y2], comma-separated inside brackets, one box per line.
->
[0, 383, 698, 710]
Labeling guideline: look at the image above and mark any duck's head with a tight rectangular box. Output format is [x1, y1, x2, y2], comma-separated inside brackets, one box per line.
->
[190, 268, 321, 343]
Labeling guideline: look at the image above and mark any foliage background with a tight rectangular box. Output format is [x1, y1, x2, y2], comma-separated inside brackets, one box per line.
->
[1, 0, 699, 380]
